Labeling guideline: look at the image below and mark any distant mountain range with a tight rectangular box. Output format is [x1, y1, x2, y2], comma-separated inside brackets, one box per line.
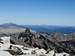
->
[0, 23, 75, 34]
[0, 23, 25, 29]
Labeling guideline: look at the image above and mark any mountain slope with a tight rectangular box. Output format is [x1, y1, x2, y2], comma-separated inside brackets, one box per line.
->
[0, 23, 25, 33]
[0, 23, 25, 29]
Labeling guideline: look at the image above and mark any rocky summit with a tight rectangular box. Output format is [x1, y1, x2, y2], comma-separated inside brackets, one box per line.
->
[10, 28, 75, 55]
[0, 27, 75, 56]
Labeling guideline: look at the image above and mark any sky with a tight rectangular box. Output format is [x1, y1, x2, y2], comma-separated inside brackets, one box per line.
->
[0, 0, 75, 26]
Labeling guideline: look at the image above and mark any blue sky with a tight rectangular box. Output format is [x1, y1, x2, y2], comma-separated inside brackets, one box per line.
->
[0, 0, 75, 26]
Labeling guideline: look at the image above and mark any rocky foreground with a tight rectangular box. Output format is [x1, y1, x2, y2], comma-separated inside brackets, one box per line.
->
[0, 36, 70, 56]
[0, 28, 75, 56]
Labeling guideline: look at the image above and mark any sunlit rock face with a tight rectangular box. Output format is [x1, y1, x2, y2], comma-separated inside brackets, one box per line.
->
[0, 36, 10, 50]
[0, 51, 12, 56]
[55, 53, 70, 56]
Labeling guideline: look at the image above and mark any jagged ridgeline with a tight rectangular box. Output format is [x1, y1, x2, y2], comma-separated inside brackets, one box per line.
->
[0, 26, 75, 55]
[9, 27, 75, 55]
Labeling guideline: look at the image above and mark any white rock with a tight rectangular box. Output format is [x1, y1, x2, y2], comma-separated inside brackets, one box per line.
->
[0, 51, 12, 56]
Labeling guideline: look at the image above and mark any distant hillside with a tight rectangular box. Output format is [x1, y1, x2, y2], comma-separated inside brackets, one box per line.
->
[0, 23, 25, 33]
[0, 23, 75, 34]
[0, 23, 25, 29]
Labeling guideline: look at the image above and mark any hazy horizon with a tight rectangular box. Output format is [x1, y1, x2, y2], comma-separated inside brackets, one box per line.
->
[0, 0, 75, 26]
